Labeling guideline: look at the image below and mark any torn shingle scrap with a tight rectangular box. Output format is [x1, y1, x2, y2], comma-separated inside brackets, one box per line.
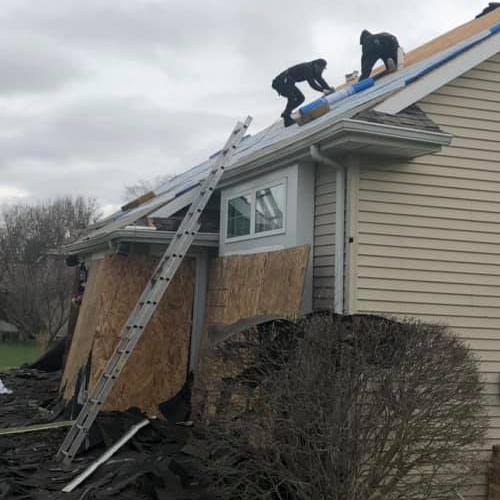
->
[354, 104, 443, 133]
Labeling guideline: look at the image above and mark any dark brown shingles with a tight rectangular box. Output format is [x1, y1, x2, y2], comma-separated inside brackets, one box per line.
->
[354, 104, 443, 133]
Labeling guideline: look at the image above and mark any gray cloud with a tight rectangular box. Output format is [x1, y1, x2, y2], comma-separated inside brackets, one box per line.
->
[0, 33, 85, 94]
[0, 95, 243, 207]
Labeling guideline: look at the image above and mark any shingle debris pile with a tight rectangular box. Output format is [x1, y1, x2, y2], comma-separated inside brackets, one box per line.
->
[0, 369, 213, 500]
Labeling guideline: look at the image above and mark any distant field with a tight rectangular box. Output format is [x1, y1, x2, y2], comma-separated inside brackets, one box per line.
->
[0, 343, 39, 371]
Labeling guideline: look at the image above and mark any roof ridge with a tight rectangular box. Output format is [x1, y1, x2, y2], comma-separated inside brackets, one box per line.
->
[403, 7, 500, 68]
[336, 8, 500, 89]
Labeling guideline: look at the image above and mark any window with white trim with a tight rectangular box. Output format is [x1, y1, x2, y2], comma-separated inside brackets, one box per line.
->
[225, 181, 286, 241]
[227, 194, 251, 238]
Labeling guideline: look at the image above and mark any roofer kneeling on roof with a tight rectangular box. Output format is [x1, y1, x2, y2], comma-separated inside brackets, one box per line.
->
[359, 30, 403, 81]
[272, 59, 334, 128]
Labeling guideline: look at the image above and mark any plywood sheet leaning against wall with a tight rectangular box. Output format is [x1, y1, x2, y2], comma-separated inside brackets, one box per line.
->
[60, 254, 195, 417]
[192, 245, 310, 422]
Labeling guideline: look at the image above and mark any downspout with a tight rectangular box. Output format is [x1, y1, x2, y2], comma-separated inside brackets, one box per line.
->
[310, 145, 346, 314]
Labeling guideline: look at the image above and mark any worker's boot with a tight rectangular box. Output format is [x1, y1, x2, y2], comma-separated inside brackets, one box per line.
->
[386, 58, 397, 73]
[283, 115, 295, 127]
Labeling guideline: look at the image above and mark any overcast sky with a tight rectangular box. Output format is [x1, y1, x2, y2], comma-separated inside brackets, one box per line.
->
[0, 0, 483, 215]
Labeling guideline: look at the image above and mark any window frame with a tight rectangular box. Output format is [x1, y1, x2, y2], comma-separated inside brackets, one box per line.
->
[224, 178, 287, 243]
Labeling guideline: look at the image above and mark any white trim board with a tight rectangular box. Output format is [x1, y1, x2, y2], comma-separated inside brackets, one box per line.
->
[375, 31, 500, 114]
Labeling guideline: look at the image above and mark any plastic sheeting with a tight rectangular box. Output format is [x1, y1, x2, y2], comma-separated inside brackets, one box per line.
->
[0, 378, 12, 395]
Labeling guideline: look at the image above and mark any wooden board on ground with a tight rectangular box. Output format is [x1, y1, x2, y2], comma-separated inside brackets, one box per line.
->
[61, 254, 196, 416]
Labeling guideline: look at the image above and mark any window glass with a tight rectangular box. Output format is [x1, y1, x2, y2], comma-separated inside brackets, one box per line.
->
[227, 194, 251, 238]
[255, 184, 285, 233]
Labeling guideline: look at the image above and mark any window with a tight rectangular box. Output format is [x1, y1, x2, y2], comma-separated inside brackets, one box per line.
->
[225, 181, 286, 241]
[255, 184, 285, 233]
[227, 194, 251, 238]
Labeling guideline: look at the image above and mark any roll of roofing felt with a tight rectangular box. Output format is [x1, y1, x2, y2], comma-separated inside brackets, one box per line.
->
[293, 77, 376, 125]
[298, 96, 329, 115]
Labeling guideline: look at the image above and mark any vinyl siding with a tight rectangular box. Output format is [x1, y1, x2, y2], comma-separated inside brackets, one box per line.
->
[313, 164, 336, 310]
[355, 54, 500, 499]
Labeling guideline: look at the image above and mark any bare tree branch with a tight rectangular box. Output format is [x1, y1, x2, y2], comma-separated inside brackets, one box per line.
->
[0, 196, 100, 342]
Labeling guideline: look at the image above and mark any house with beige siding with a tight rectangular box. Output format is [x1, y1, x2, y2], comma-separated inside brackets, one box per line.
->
[59, 8, 499, 499]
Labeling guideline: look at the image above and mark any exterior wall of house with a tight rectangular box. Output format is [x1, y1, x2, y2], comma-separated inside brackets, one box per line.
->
[312, 163, 336, 310]
[219, 163, 315, 313]
[348, 54, 500, 499]
[219, 164, 314, 255]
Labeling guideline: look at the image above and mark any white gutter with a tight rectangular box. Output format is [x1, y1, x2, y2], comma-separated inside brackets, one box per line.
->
[218, 119, 451, 192]
[310, 145, 345, 315]
[52, 229, 219, 256]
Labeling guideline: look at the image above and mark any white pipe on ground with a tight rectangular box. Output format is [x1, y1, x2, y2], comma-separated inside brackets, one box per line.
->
[62, 418, 151, 493]
[310, 145, 346, 315]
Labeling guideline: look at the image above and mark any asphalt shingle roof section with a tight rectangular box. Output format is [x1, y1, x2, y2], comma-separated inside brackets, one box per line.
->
[354, 105, 443, 133]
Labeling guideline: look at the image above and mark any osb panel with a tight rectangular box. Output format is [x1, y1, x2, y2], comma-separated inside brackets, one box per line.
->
[205, 245, 310, 327]
[193, 245, 310, 422]
[61, 254, 195, 417]
[61, 259, 106, 400]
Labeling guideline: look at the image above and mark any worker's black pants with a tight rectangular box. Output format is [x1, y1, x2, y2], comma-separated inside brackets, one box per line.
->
[360, 49, 399, 80]
[278, 82, 305, 127]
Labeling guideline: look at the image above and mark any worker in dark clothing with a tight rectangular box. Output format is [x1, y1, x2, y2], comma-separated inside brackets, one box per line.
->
[359, 30, 401, 81]
[476, 2, 500, 17]
[272, 59, 334, 127]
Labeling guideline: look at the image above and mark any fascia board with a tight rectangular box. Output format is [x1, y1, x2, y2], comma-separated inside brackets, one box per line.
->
[61, 229, 218, 256]
[339, 119, 453, 145]
[75, 187, 197, 244]
[375, 32, 500, 114]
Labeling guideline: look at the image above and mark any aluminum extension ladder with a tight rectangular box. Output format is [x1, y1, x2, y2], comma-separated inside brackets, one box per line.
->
[57, 116, 252, 464]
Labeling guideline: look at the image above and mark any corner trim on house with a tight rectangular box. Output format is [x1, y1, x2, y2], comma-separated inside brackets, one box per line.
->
[189, 250, 209, 371]
[344, 157, 360, 315]
[310, 145, 346, 314]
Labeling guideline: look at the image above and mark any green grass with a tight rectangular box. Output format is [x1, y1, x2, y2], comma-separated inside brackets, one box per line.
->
[0, 343, 40, 372]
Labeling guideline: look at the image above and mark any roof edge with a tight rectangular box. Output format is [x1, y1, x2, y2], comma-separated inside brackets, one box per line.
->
[54, 229, 219, 256]
[223, 117, 452, 182]
[375, 24, 500, 114]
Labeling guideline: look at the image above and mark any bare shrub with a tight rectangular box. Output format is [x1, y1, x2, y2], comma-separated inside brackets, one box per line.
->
[203, 314, 487, 499]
